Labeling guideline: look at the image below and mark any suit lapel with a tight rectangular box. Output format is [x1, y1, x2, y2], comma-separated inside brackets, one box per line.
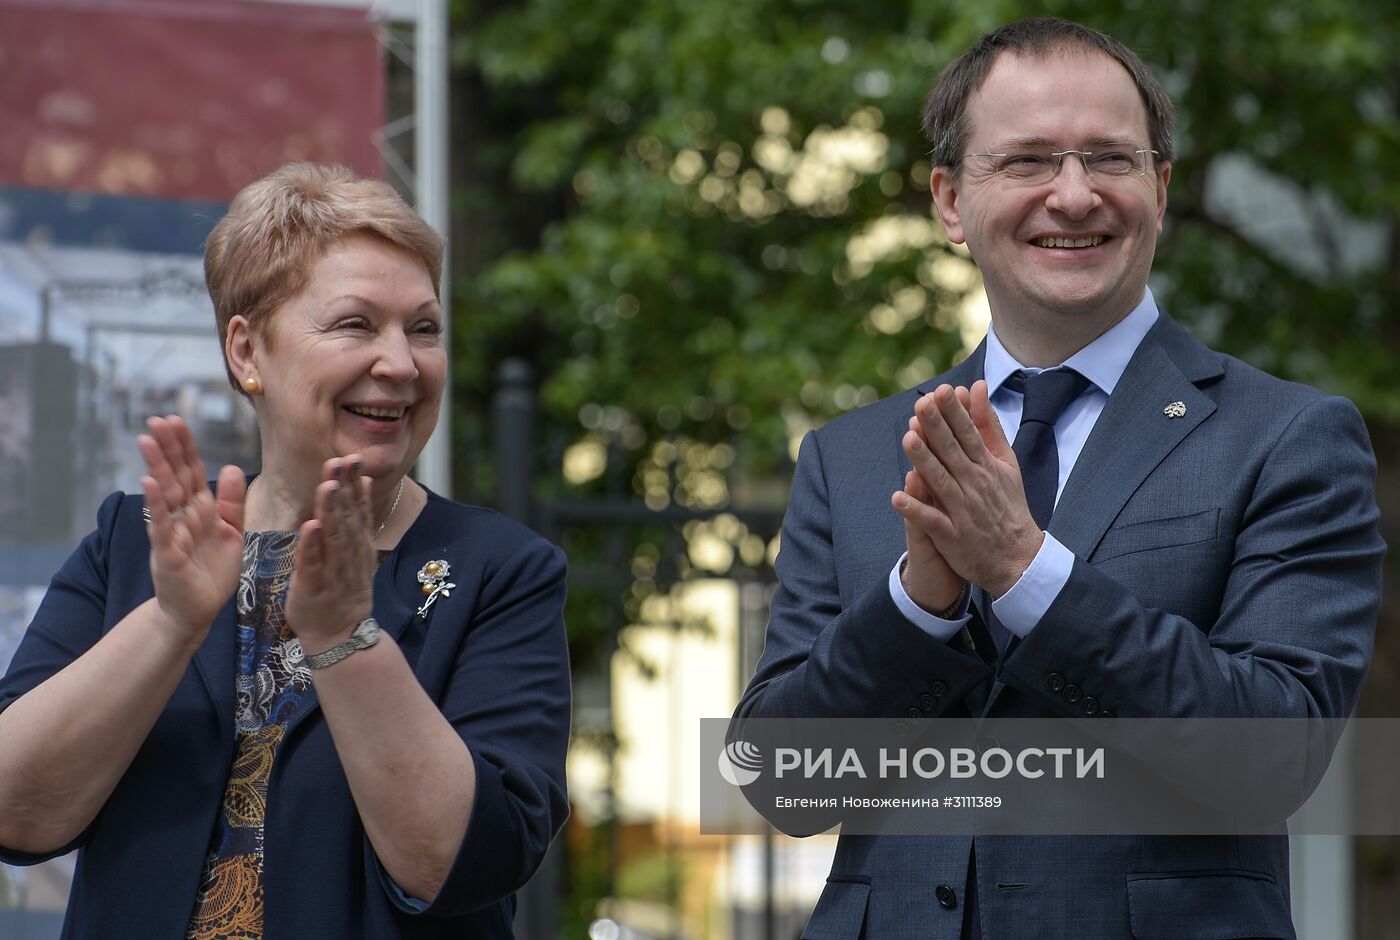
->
[914, 343, 987, 398]
[1049, 316, 1220, 561]
[190, 601, 238, 748]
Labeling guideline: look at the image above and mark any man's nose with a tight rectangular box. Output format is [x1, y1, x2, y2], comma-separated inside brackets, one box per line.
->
[1044, 156, 1102, 219]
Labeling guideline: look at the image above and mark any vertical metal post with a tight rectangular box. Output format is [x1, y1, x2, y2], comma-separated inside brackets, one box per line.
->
[739, 580, 777, 939]
[492, 358, 535, 524]
[492, 358, 561, 939]
[1291, 723, 1355, 938]
[39, 285, 53, 343]
[414, 0, 451, 496]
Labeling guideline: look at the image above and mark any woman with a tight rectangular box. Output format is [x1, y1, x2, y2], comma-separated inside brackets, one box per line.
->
[0, 164, 570, 938]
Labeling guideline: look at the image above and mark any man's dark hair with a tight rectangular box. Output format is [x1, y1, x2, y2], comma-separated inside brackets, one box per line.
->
[921, 17, 1175, 169]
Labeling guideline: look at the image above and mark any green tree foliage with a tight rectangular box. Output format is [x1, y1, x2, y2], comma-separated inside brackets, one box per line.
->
[450, 0, 1399, 483]
[453, 0, 975, 482]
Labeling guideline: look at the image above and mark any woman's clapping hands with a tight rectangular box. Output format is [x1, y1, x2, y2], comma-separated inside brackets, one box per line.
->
[137, 415, 245, 643]
[284, 456, 378, 656]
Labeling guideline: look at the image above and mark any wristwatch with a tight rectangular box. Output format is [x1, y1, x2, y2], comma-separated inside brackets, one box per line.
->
[304, 617, 381, 670]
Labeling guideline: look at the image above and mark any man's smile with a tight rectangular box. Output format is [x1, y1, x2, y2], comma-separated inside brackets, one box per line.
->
[1030, 234, 1108, 249]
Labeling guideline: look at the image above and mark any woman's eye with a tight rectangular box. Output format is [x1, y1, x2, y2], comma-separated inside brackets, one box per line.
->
[415, 321, 443, 335]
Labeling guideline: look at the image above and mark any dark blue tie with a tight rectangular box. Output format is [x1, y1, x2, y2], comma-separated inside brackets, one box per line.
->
[1005, 368, 1091, 530]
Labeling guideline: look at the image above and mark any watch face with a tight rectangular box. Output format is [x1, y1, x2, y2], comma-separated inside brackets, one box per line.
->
[353, 618, 381, 647]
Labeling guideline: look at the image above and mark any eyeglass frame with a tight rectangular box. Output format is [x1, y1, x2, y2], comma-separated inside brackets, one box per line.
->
[958, 147, 1162, 183]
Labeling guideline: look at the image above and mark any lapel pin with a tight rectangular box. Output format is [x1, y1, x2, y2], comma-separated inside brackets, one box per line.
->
[416, 559, 456, 618]
[1163, 401, 1187, 419]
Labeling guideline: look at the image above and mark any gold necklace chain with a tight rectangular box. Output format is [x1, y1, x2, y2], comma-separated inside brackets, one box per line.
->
[374, 477, 406, 539]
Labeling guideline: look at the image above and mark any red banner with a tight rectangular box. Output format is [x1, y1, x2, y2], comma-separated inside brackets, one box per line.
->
[0, 0, 384, 201]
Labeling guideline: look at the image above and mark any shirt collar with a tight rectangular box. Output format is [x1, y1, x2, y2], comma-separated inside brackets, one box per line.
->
[984, 287, 1160, 397]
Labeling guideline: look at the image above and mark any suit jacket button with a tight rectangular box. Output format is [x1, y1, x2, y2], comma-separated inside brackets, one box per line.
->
[1081, 696, 1100, 716]
[930, 680, 949, 698]
[1063, 684, 1083, 703]
[906, 707, 922, 720]
[895, 721, 910, 737]
[935, 884, 957, 909]
[1046, 672, 1066, 692]
[918, 693, 936, 710]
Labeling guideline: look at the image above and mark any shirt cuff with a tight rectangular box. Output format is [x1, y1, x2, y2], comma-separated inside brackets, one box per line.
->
[888, 552, 971, 642]
[989, 533, 1074, 638]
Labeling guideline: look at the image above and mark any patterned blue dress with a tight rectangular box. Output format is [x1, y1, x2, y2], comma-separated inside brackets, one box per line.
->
[185, 531, 309, 939]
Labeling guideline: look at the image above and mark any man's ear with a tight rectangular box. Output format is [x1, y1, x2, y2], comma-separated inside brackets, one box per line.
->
[1155, 162, 1171, 235]
[225, 315, 258, 386]
[930, 165, 966, 245]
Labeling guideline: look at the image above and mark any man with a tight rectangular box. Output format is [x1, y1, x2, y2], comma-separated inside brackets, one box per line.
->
[733, 17, 1384, 939]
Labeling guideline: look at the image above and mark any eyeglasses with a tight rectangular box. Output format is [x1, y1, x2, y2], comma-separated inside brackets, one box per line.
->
[961, 147, 1160, 184]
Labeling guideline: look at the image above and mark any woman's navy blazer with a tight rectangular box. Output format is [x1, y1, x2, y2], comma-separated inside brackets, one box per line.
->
[0, 487, 571, 939]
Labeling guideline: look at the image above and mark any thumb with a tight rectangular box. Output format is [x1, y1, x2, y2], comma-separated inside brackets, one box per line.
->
[971, 380, 1015, 463]
[901, 471, 941, 563]
[215, 465, 246, 532]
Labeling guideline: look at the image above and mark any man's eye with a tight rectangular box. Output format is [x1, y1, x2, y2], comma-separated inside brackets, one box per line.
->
[1092, 152, 1135, 171]
[335, 318, 371, 331]
[1000, 154, 1052, 175]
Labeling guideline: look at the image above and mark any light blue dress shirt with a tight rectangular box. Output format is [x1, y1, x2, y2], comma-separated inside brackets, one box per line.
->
[889, 288, 1160, 641]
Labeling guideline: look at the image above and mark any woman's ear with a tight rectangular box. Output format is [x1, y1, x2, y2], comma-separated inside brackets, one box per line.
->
[225, 315, 259, 393]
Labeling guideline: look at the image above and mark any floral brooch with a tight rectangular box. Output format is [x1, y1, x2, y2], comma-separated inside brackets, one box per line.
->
[416, 559, 456, 618]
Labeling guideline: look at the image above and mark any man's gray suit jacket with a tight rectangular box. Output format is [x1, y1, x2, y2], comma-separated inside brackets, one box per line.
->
[734, 311, 1385, 939]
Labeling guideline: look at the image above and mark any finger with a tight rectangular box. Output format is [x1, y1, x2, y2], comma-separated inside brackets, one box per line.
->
[333, 469, 359, 540]
[901, 505, 933, 562]
[970, 380, 1015, 462]
[936, 386, 989, 464]
[903, 427, 961, 504]
[166, 416, 208, 503]
[344, 456, 372, 534]
[902, 471, 947, 542]
[327, 469, 362, 576]
[318, 480, 342, 543]
[892, 488, 957, 542]
[142, 420, 188, 509]
[137, 432, 170, 481]
[914, 388, 975, 477]
[904, 469, 943, 512]
[295, 518, 324, 588]
[908, 414, 927, 444]
[325, 458, 345, 520]
[215, 466, 246, 532]
[139, 475, 176, 551]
